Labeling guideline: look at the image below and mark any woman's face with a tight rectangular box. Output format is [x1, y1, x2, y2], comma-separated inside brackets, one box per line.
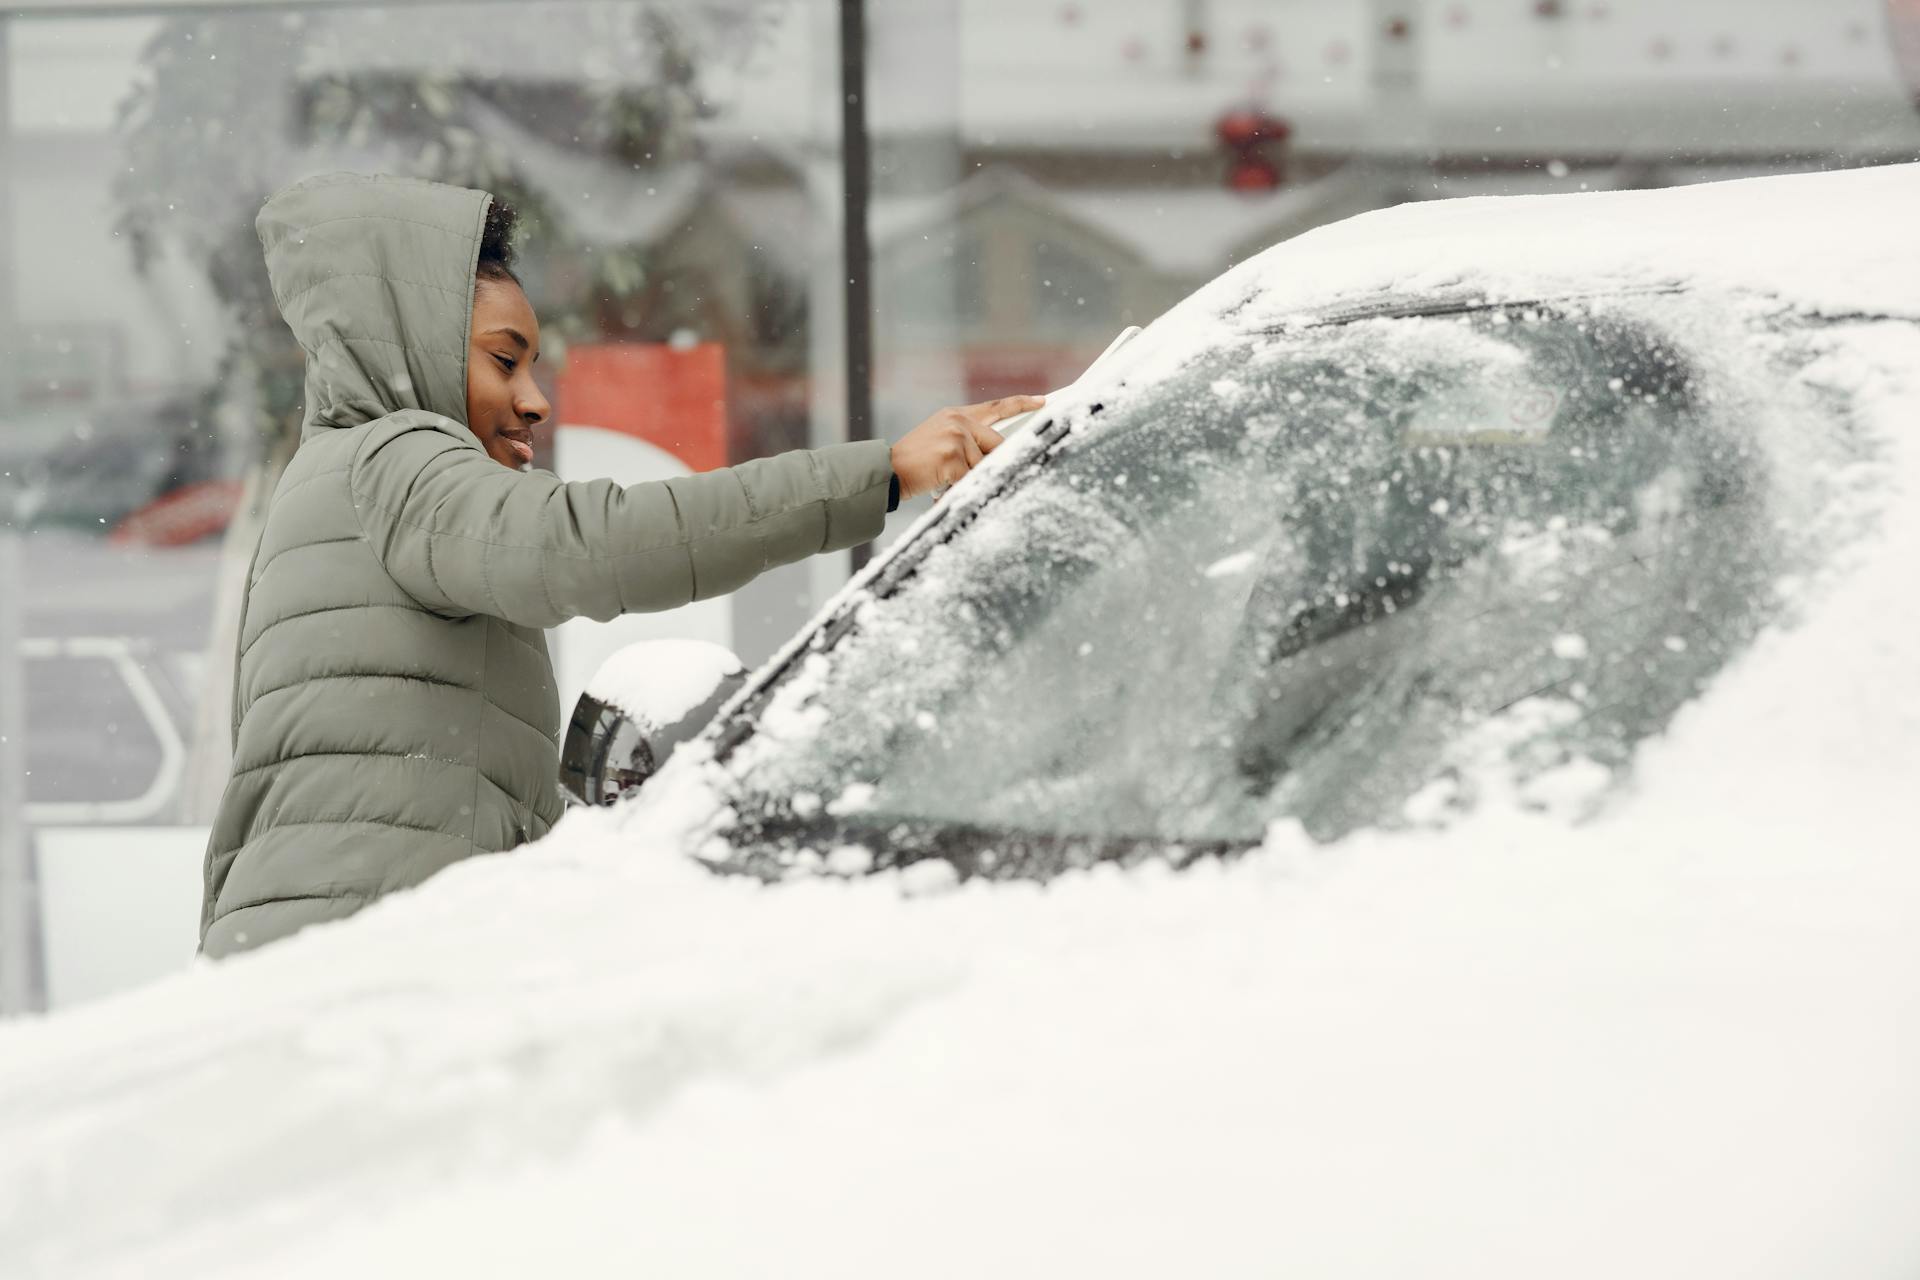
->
[465, 277, 552, 469]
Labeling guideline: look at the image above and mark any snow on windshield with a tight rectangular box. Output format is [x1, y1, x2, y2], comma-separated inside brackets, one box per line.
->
[722, 296, 1861, 861]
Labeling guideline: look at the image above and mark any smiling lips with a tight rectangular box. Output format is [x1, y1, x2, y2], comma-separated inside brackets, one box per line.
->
[501, 430, 535, 467]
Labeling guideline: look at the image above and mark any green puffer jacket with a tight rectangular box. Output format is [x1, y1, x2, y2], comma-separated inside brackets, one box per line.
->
[200, 173, 892, 956]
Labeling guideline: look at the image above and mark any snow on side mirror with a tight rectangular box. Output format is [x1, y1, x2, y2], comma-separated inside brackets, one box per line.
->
[559, 639, 747, 807]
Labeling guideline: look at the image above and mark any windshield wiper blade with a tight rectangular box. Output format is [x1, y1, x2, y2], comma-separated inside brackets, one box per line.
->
[713, 810, 1258, 883]
[1264, 283, 1688, 333]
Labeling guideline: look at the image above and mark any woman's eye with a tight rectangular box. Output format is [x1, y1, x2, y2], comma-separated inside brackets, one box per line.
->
[495, 354, 516, 373]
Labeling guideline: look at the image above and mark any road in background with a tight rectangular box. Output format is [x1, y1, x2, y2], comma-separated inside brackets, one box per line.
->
[18, 537, 217, 812]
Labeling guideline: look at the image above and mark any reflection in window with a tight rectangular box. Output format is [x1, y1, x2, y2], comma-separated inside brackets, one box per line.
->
[4, 2, 809, 834]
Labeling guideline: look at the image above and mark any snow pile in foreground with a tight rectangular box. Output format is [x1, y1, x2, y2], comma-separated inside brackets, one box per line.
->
[6, 741, 1920, 1279]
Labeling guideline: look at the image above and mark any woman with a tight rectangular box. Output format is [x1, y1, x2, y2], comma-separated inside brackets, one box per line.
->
[200, 172, 1038, 955]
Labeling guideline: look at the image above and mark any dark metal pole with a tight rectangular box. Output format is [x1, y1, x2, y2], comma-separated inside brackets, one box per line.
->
[839, 0, 871, 447]
[839, 0, 875, 567]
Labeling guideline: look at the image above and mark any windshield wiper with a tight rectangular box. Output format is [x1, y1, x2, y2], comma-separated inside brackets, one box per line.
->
[711, 809, 1258, 883]
[1265, 283, 1687, 333]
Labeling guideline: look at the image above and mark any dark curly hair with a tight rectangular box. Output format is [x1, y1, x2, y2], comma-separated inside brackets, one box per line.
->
[475, 197, 520, 286]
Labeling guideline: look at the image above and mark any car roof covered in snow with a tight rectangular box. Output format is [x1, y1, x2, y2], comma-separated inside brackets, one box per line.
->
[1099, 162, 1920, 391]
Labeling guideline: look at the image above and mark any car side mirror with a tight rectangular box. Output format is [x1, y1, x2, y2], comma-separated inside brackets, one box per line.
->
[559, 639, 747, 807]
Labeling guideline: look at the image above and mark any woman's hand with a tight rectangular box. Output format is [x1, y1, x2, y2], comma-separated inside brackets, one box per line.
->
[889, 395, 1046, 501]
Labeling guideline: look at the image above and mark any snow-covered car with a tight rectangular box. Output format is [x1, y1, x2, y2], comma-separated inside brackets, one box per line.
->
[5, 165, 1920, 1279]
[577, 182, 1883, 886]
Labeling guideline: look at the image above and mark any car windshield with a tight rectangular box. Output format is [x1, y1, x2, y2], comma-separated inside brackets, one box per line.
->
[724, 300, 1820, 859]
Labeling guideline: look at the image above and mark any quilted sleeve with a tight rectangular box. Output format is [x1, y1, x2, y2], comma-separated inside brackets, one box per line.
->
[347, 415, 893, 628]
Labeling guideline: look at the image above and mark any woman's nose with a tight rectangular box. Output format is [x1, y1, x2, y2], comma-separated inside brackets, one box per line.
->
[518, 381, 552, 426]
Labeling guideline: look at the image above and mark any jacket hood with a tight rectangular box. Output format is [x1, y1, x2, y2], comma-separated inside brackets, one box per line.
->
[257, 173, 491, 441]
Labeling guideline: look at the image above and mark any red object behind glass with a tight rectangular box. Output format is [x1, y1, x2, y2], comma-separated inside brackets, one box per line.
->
[1216, 109, 1291, 191]
[110, 479, 244, 547]
[555, 342, 731, 472]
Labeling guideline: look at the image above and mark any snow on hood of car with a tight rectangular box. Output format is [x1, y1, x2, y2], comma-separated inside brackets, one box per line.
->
[5, 175, 1920, 1279]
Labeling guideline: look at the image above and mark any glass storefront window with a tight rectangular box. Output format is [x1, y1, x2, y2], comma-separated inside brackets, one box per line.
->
[0, 1, 843, 1009]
